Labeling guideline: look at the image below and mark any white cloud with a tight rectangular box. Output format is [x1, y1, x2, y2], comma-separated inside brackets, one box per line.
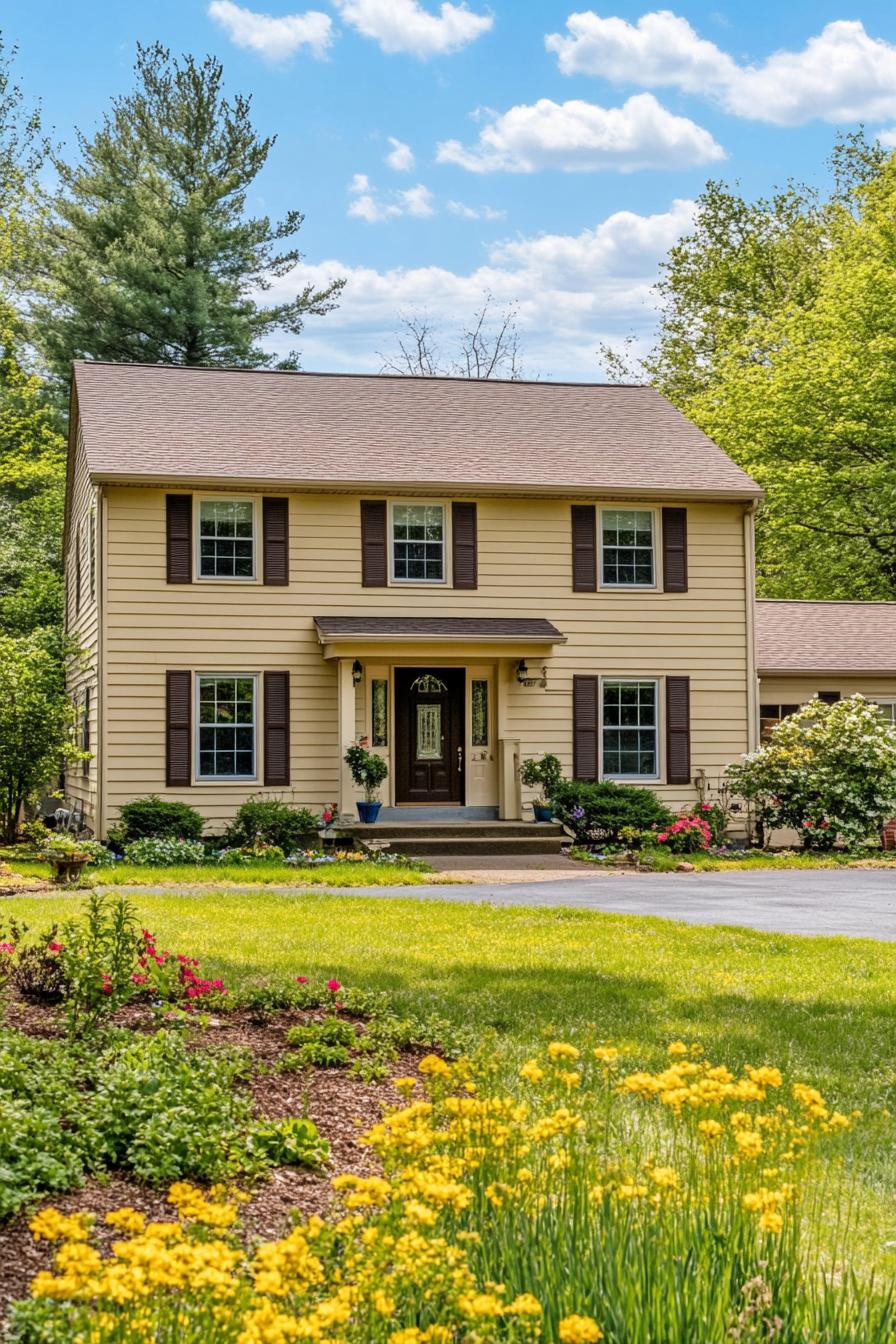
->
[436, 93, 723, 173]
[332, 0, 492, 57]
[447, 200, 505, 220]
[547, 11, 896, 126]
[347, 175, 434, 221]
[876, 127, 896, 148]
[266, 198, 696, 376]
[208, 0, 333, 60]
[385, 137, 415, 171]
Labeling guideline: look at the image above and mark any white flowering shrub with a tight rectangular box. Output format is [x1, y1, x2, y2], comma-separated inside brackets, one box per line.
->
[726, 696, 896, 849]
[123, 837, 206, 866]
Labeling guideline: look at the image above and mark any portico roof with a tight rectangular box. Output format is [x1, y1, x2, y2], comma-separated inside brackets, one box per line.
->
[314, 616, 566, 644]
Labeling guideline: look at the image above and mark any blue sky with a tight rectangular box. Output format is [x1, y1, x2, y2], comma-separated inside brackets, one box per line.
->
[6, 0, 896, 378]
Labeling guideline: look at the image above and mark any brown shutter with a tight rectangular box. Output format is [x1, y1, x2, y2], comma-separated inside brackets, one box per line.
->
[662, 507, 688, 592]
[360, 500, 388, 587]
[571, 505, 597, 592]
[166, 671, 192, 786]
[263, 497, 289, 585]
[263, 671, 290, 786]
[666, 676, 691, 785]
[573, 675, 600, 781]
[452, 502, 478, 589]
[166, 494, 193, 584]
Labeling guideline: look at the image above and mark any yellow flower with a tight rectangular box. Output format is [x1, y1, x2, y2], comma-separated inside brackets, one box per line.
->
[520, 1059, 546, 1084]
[557, 1070, 582, 1089]
[105, 1208, 146, 1236]
[394, 1076, 418, 1097]
[372, 1289, 396, 1315]
[29, 1210, 92, 1243]
[558, 1313, 604, 1342]
[667, 1041, 689, 1057]
[698, 1119, 723, 1142]
[507, 1292, 542, 1316]
[419, 1054, 451, 1077]
[649, 1166, 680, 1189]
[593, 1046, 619, 1064]
[735, 1130, 763, 1159]
[548, 1041, 580, 1061]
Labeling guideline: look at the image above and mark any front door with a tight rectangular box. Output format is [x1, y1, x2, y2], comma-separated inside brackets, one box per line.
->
[395, 668, 464, 804]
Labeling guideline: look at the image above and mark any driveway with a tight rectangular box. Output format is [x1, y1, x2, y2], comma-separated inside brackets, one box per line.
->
[326, 868, 896, 941]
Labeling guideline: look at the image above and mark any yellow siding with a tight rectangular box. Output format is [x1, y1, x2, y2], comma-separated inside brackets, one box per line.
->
[758, 675, 896, 706]
[63, 427, 100, 828]
[99, 488, 752, 832]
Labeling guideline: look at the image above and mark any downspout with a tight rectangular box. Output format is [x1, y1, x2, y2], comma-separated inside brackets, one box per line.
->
[743, 501, 759, 753]
[96, 484, 107, 839]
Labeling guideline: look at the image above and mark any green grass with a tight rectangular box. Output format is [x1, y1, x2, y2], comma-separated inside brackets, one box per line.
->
[571, 846, 896, 871]
[4, 885, 896, 1268]
[4, 859, 437, 887]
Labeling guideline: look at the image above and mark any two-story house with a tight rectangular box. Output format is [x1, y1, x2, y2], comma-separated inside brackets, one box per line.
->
[63, 360, 762, 838]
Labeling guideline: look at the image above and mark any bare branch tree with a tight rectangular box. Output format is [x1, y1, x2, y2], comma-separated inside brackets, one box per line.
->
[379, 293, 524, 379]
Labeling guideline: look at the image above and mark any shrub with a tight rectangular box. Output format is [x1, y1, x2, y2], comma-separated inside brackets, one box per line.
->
[123, 837, 206, 866]
[727, 695, 896, 850]
[118, 796, 204, 841]
[223, 797, 319, 854]
[212, 841, 286, 866]
[78, 840, 118, 868]
[12, 930, 68, 1004]
[137, 929, 227, 1010]
[344, 743, 389, 802]
[60, 892, 143, 1037]
[655, 813, 712, 853]
[519, 753, 563, 805]
[551, 779, 673, 844]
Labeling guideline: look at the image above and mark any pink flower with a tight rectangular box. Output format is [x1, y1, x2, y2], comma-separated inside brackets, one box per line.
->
[657, 833, 668, 843]
[296, 975, 308, 984]
[131, 972, 148, 985]
[0, 943, 14, 955]
[47, 941, 64, 953]
[326, 978, 341, 993]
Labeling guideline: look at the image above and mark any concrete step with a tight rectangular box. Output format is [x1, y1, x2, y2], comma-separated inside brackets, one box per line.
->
[364, 835, 567, 857]
[350, 822, 566, 840]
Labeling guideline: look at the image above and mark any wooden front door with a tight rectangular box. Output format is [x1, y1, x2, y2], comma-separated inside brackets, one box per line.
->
[395, 668, 464, 804]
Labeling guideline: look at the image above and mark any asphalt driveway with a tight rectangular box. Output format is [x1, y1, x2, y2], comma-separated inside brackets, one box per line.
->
[331, 868, 896, 941]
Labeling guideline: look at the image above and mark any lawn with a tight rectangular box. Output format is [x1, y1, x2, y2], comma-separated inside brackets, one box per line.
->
[4, 858, 438, 887]
[6, 884, 896, 1264]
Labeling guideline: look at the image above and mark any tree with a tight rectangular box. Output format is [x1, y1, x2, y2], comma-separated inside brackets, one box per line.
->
[726, 697, 896, 850]
[380, 294, 524, 379]
[694, 151, 896, 598]
[34, 43, 343, 380]
[0, 631, 84, 842]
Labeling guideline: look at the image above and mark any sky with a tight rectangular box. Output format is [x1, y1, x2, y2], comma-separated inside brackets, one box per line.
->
[6, 0, 896, 380]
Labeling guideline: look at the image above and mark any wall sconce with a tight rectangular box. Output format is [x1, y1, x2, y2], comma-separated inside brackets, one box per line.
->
[516, 660, 548, 689]
[351, 659, 363, 687]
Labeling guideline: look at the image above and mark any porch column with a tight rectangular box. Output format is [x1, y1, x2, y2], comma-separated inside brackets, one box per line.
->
[496, 659, 522, 820]
[336, 658, 356, 817]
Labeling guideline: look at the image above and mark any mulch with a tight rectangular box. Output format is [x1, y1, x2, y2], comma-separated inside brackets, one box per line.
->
[0, 995, 421, 1320]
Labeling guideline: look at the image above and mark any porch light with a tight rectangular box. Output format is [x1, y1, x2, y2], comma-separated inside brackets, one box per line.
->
[516, 660, 548, 689]
[351, 659, 363, 687]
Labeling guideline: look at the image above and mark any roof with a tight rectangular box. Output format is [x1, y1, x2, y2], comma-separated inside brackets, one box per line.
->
[72, 361, 761, 499]
[314, 616, 565, 643]
[756, 600, 896, 674]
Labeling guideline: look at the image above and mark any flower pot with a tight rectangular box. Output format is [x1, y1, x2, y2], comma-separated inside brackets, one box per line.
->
[357, 801, 382, 824]
[48, 855, 90, 885]
[533, 805, 554, 823]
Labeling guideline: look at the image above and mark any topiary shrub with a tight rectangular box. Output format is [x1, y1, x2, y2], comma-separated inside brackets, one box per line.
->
[223, 797, 319, 854]
[118, 796, 204, 841]
[551, 779, 673, 845]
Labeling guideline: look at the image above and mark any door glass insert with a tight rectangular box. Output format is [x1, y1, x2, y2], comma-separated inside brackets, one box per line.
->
[410, 673, 448, 694]
[371, 679, 389, 747]
[416, 703, 442, 759]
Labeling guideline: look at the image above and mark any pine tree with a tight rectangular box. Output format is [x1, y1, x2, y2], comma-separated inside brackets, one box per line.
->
[35, 43, 343, 379]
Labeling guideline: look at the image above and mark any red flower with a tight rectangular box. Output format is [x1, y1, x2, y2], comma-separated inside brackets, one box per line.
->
[296, 975, 308, 984]
[47, 941, 64, 953]
[0, 943, 14, 955]
[327, 978, 341, 993]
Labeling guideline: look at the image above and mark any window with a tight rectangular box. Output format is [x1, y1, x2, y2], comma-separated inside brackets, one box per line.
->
[601, 509, 655, 587]
[371, 679, 389, 747]
[391, 503, 445, 583]
[74, 526, 82, 613]
[197, 676, 256, 779]
[874, 700, 896, 726]
[198, 500, 255, 579]
[602, 680, 658, 778]
[472, 679, 489, 747]
[759, 702, 799, 743]
[89, 509, 96, 599]
[82, 686, 90, 777]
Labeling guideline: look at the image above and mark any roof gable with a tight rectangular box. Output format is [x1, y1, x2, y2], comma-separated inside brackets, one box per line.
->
[757, 600, 896, 674]
[73, 361, 761, 499]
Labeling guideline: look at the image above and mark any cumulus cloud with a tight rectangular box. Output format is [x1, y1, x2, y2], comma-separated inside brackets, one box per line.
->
[385, 137, 415, 171]
[547, 11, 896, 126]
[347, 175, 435, 222]
[436, 93, 723, 173]
[333, 0, 492, 57]
[876, 127, 896, 148]
[266, 198, 696, 376]
[447, 200, 505, 220]
[208, 0, 333, 60]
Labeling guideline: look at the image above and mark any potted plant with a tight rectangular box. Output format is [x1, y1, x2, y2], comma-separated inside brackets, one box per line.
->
[42, 833, 93, 885]
[344, 744, 389, 823]
[520, 754, 563, 822]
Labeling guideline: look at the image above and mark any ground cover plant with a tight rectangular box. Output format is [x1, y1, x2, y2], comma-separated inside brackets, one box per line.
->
[1, 853, 436, 888]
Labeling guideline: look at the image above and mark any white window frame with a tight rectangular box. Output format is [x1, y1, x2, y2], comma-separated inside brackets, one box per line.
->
[600, 676, 661, 782]
[874, 698, 896, 725]
[388, 499, 450, 586]
[599, 506, 658, 591]
[195, 672, 259, 783]
[195, 496, 258, 583]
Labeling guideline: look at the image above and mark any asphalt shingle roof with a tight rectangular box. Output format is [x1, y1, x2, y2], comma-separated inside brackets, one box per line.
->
[757, 600, 896, 674]
[313, 616, 566, 642]
[73, 361, 761, 498]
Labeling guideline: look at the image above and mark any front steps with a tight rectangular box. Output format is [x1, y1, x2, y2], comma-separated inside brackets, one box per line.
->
[347, 819, 568, 858]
